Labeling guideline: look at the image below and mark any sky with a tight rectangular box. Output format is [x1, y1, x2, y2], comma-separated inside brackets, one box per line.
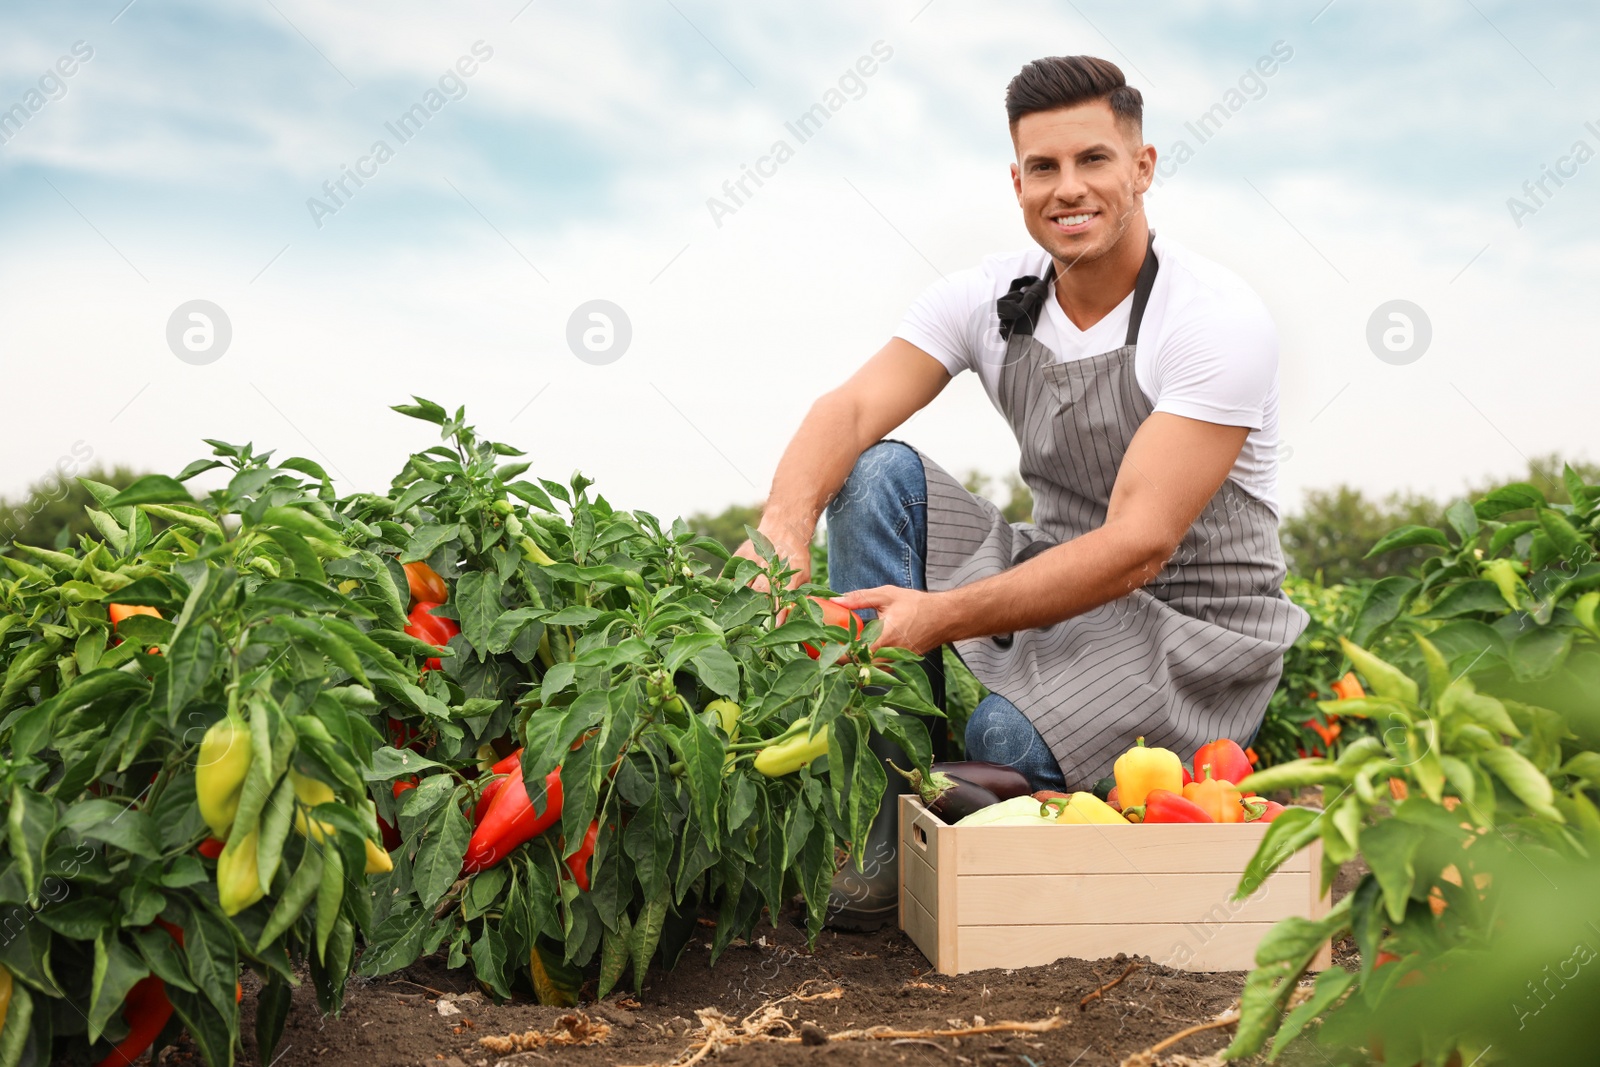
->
[1, 0, 1597, 531]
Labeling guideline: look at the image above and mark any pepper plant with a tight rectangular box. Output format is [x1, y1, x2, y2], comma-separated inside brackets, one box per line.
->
[335, 400, 941, 1004]
[0, 446, 398, 1067]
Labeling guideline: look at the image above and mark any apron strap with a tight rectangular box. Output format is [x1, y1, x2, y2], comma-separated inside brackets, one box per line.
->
[1124, 229, 1159, 348]
[995, 229, 1160, 345]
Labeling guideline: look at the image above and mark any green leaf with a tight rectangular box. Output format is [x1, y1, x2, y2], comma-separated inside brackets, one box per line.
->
[414, 801, 471, 911]
[1443, 499, 1479, 546]
[1509, 627, 1572, 682]
[675, 712, 724, 843]
[256, 972, 294, 1067]
[1479, 745, 1562, 821]
[166, 981, 236, 1067]
[471, 924, 512, 1001]
[257, 843, 324, 950]
[315, 843, 345, 963]
[1419, 580, 1514, 619]
[597, 912, 633, 1001]
[7, 786, 56, 903]
[1235, 806, 1322, 899]
[455, 570, 502, 661]
[392, 396, 449, 425]
[1361, 818, 1423, 923]
[664, 632, 721, 676]
[1267, 966, 1356, 1062]
[400, 523, 461, 564]
[271, 616, 368, 685]
[1365, 524, 1451, 558]
[105, 474, 194, 508]
[263, 527, 326, 582]
[690, 647, 741, 699]
[1474, 482, 1545, 519]
[628, 891, 669, 993]
[0, 979, 31, 1067]
[63, 800, 159, 860]
[1539, 507, 1586, 560]
[166, 623, 219, 717]
[364, 746, 446, 782]
[251, 578, 375, 619]
[89, 932, 149, 1042]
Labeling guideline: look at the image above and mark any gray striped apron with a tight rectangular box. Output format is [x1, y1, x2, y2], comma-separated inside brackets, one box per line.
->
[913, 232, 1309, 787]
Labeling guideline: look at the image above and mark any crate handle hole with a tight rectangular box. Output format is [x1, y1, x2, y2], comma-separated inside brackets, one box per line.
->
[913, 825, 928, 849]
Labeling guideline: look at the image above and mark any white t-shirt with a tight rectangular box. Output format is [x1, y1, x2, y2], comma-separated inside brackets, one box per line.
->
[895, 231, 1284, 516]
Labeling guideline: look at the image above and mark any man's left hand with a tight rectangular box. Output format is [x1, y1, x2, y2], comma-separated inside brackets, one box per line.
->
[831, 586, 947, 655]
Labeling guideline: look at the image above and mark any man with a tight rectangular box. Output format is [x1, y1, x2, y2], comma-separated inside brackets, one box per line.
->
[736, 56, 1308, 929]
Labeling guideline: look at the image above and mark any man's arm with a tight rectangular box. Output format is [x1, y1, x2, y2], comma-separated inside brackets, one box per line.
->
[836, 412, 1249, 651]
[736, 339, 951, 587]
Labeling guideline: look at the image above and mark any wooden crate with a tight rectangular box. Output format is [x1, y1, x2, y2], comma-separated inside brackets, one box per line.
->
[898, 794, 1331, 975]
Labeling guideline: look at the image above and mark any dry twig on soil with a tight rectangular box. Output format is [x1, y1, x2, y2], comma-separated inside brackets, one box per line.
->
[1080, 960, 1143, 1009]
[478, 1012, 611, 1054]
[1121, 1010, 1239, 1067]
[622, 980, 1064, 1067]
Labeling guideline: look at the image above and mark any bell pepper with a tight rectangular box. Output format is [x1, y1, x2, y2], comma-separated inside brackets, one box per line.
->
[94, 974, 173, 1067]
[753, 719, 830, 776]
[462, 754, 564, 873]
[802, 597, 864, 661]
[563, 820, 600, 892]
[364, 837, 394, 875]
[290, 769, 338, 842]
[1045, 792, 1128, 825]
[1112, 737, 1184, 810]
[0, 965, 11, 1045]
[1192, 739, 1253, 786]
[218, 829, 265, 916]
[197, 836, 226, 859]
[402, 560, 449, 605]
[195, 713, 253, 839]
[1124, 788, 1213, 824]
[405, 601, 460, 672]
[1331, 671, 1365, 701]
[1182, 765, 1258, 823]
[472, 752, 523, 825]
[109, 603, 161, 626]
[1252, 800, 1287, 823]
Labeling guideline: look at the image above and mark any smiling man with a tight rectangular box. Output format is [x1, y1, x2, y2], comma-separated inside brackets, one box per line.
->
[736, 56, 1309, 929]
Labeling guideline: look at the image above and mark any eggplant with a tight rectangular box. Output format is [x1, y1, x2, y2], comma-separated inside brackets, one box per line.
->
[929, 760, 1033, 801]
[890, 761, 1001, 822]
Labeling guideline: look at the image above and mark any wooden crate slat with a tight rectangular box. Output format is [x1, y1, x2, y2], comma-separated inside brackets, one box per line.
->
[956, 921, 1292, 974]
[951, 822, 1312, 875]
[897, 795, 1332, 976]
[954, 871, 1308, 926]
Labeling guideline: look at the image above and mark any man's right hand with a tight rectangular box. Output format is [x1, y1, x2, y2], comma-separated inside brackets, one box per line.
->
[732, 525, 813, 594]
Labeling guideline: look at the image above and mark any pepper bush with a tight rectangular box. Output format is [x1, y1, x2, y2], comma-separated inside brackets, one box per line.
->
[0, 401, 940, 1065]
[1223, 465, 1600, 1064]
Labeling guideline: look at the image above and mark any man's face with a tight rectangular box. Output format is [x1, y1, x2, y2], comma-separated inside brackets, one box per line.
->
[1010, 101, 1155, 268]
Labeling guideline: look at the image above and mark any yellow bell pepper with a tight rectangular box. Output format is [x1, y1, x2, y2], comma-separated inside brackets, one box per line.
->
[364, 838, 394, 874]
[290, 769, 339, 842]
[1049, 791, 1128, 825]
[1112, 737, 1184, 810]
[196, 713, 253, 839]
[218, 829, 265, 915]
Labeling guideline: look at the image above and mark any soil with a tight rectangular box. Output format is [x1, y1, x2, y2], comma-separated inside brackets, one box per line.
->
[167, 800, 1366, 1067]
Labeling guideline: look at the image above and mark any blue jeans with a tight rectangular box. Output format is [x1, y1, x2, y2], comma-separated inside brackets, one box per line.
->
[826, 441, 1067, 792]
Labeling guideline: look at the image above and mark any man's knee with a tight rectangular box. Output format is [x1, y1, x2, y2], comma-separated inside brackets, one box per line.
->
[828, 441, 923, 523]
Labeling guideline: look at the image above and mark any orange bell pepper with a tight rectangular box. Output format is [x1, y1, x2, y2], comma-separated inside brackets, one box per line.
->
[1182, 764, 1259, 823]
[403, 561, 449, 605]
[1331, 671, 1365, 701]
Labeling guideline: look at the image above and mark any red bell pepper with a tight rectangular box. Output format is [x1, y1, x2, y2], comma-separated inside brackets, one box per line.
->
[563, 820, 600, 892]
[472, 752, 523, 825]
[1192, 739, 1252, 786]
[95, 975, 173, 1067]
[197, 836, 225, 859]
[405, 601, 460, 673]
[1252, 800, 1287, 823]
[462, 751, 564, 873]
[801, 597, 864, 661]
[1126, 788, 1213, 824]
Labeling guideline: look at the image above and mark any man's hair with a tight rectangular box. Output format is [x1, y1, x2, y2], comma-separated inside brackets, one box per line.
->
[1005, 56, 1142, 138]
